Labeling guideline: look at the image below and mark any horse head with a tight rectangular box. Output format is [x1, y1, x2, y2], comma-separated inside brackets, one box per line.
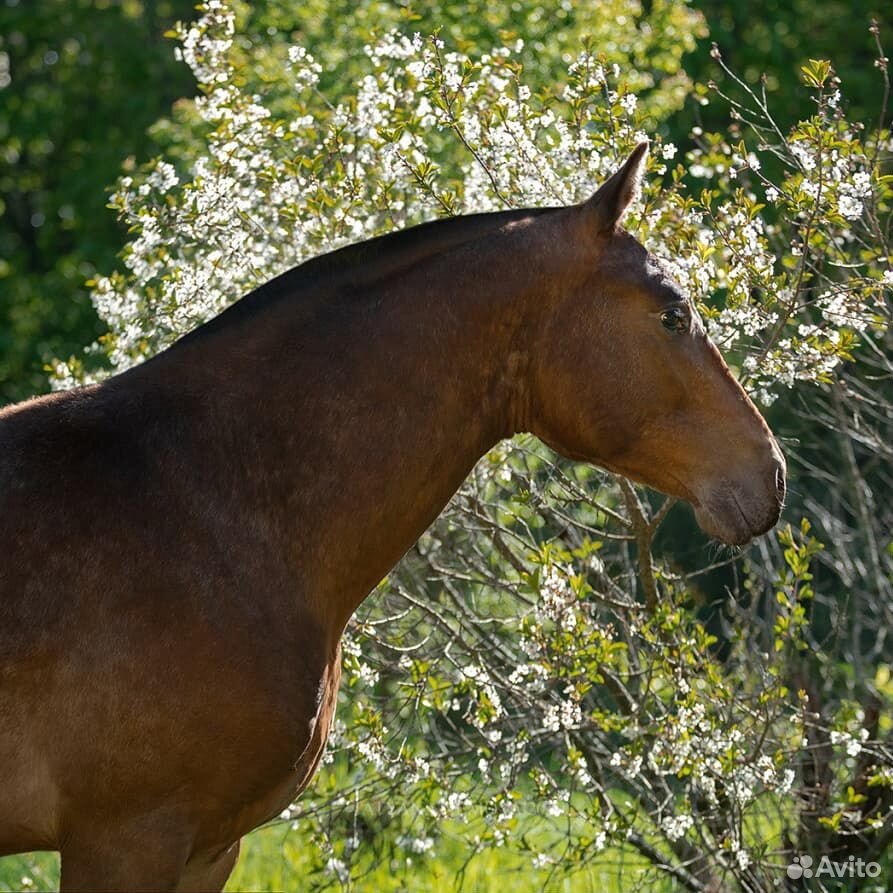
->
[530, 143, 785, 544]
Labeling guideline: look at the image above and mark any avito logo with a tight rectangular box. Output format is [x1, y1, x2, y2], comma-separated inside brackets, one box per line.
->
[786, 853, 880, 880]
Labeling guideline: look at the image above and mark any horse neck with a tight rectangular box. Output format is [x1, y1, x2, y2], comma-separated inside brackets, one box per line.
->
[166, 214, 568, 634]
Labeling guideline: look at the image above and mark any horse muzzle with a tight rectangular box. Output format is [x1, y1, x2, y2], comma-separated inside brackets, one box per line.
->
[693, 446, 786, 546]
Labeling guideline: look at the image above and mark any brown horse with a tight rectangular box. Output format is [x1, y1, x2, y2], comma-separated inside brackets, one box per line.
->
[0, 143, 784, 891]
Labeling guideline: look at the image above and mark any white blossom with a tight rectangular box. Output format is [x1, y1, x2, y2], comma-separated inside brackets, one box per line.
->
[660, 814, 694, 841]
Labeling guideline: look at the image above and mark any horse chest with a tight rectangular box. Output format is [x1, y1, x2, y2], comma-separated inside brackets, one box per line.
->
[217, 642, 342, 843]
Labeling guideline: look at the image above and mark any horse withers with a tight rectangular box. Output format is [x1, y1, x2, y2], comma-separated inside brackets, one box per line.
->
[0, 143, 785, 891]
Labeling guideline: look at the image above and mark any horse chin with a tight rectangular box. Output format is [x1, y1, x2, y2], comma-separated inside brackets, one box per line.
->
[693, 503, 754, 547]
[692, 488, 781, 547]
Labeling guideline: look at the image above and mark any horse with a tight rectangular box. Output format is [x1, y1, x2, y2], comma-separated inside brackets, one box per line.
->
[0, 143, 785, 891]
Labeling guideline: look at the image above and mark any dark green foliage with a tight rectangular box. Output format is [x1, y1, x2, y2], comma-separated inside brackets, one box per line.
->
[685, 0, 891, 129]
[0, 0, 196, 403]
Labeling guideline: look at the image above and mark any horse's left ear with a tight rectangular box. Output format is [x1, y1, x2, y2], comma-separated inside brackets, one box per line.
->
[582, 140, 649, 235]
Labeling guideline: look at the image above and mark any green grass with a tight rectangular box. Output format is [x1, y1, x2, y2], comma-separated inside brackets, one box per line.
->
[1, 818, 661, 893]
[0, 853, 57, 893]
[226, 820, 656, 893]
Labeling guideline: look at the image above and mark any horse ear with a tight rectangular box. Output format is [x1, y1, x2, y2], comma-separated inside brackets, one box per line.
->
[582, 140, 649, 234]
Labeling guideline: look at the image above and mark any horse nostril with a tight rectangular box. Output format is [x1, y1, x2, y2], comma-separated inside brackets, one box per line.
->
[775, 465, 786, 504]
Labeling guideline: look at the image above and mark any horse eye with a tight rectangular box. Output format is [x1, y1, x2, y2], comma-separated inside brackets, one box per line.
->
[660, 307, 689, 333]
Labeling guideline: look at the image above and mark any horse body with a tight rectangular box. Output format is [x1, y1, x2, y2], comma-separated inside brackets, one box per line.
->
[0, 145, 785, 890]
[0, 203, 542, 889]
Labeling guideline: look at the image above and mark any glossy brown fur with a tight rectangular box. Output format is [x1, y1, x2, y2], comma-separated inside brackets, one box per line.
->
[0, 145, 784, 890]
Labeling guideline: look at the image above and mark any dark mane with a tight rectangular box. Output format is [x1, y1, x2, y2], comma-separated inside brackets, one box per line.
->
[178, 206, 559, 343]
